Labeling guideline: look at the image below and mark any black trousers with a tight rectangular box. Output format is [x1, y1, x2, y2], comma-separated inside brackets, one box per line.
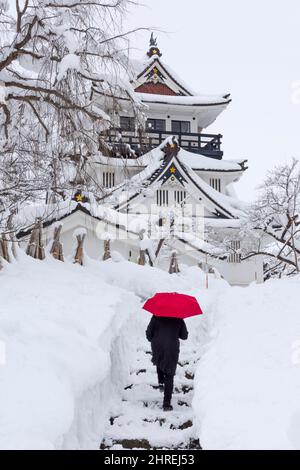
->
[157, 366, 174, 405]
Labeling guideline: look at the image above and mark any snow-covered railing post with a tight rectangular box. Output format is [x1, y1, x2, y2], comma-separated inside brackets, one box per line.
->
[50, 225, 64, 262]
[102, 238, 111, 261]
[169, 250, 180, 274]
[26, 219, 45, 260]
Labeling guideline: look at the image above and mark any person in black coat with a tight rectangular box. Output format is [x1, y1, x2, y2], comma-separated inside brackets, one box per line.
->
[146, 316, 188, 411]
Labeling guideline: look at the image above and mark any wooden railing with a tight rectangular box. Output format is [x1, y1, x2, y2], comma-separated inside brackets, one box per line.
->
[103, 129, 223, 160]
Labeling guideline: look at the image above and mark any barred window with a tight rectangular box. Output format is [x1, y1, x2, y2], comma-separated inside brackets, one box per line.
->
[103, 172, 115, 189]
[228, 240, 241, 264]
[156, 190, 169, 206]
[174, 190, 186, 205]
[209, 178, 221, 192]
[120, 116, 135, 131]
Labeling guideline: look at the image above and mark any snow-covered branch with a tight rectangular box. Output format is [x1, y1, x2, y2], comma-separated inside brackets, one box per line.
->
[245, 159, 300, 279]
[0, 0, 144, 231]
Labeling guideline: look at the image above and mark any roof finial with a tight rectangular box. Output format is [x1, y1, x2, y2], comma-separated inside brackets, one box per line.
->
[147, 32, 162, 58]
[149, 32, 158, 48]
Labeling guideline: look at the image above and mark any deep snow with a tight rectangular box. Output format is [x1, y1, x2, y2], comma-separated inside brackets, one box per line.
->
[0, 252, 222, 450]
[0, 253, 140, 449]
[194, 275, 300, 450]
[2, 251, 299, 450]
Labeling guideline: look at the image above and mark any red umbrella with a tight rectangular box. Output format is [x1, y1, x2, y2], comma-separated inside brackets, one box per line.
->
[143, 292, 203, 319]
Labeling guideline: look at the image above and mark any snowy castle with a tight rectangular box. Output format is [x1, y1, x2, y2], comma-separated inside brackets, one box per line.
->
[16, 36, 263, 286]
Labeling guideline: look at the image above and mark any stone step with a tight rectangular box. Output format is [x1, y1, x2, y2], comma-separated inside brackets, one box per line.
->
[100, 343, 201, 451]
[101, 437, 202, 450]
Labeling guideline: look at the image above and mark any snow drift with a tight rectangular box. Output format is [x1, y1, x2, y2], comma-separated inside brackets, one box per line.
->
[0, 253, 140, 450]
[193, 275, 300, 450]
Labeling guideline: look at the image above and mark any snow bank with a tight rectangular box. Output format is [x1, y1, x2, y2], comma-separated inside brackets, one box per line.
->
[0, 251, 226, 450]
[193, 275, 300, 450]
[0, 253, 140, 449]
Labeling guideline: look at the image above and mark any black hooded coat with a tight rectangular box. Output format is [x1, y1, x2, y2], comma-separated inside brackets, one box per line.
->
[146, 316, 188, 376]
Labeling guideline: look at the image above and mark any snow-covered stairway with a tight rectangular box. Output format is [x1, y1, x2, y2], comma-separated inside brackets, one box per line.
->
[100, 341, 201, 450]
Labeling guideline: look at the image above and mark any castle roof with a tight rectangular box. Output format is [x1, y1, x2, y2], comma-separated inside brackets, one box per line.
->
[93, 143, 247, 174]
[108, 139, 247, 221]
[131, 34, 231, 105]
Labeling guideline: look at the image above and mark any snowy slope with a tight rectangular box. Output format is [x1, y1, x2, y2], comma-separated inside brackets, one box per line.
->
[193, 275, 300, 450]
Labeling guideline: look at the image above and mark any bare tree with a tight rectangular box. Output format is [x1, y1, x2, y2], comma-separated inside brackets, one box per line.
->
[242, 159, 300, 279]
[0, 0, 144, 231]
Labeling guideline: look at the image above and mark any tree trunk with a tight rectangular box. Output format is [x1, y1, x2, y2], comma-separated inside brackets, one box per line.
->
[26, 219, 45, 260]
[0, 234, 10, 263]
[50, 225, 64, 262]
[74, 234, 86, 266]
[138, 249, 146, 266]
[102, 239, 111, 261]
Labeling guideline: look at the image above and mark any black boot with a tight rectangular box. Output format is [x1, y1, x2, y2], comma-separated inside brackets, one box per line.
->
[163, 403, 173, 412]
[163, 373, 174, 411]
[157, 367, 165, 392]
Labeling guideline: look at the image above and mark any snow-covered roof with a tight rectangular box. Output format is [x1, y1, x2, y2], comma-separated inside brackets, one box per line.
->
[136, 92, 231, 107]
[108, 142, 247, 220]
[133, 56, 195, 96]
[94, 144, 247, 173]
[14, 201, 139, 239]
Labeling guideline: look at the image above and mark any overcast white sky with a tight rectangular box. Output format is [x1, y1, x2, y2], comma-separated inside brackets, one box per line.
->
[125, 0, 300, 201]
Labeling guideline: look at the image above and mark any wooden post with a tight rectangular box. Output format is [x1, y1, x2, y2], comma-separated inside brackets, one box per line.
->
[26, 219, 45, 260]
[102, 239, 111, 261]
[50, 225, 64, 262]
[74, 234, 86, 266]
[169, 251, 180, 274]
[138, 249, 146, 266]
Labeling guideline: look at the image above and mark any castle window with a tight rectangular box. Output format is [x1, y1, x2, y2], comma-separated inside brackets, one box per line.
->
[209, 178, 221, 192]
[103, 172, 115, 189]
[228, 240, 241, 264]
[120, 116, 135, 131]
[156, 190, 169, 206]
[171, 120, 190, 133]
[174, 190, 186, 205]
[147, 119, 166, 132]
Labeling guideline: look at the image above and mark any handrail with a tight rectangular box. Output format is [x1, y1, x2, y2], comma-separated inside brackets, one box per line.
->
[103, 129, 223, 160]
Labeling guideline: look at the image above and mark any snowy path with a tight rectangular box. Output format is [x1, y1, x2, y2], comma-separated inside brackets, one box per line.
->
[100, 340, 201, 450]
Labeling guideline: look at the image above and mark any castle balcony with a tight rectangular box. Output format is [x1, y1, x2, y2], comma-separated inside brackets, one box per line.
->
[103, 129, 223, 160]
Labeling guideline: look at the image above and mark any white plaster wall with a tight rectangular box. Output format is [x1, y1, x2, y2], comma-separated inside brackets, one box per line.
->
[214, 256, 264, 286]
[19, 211, 140, 263]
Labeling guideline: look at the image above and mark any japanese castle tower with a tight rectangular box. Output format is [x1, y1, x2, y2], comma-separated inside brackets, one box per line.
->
[16, 35, 263, 286]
